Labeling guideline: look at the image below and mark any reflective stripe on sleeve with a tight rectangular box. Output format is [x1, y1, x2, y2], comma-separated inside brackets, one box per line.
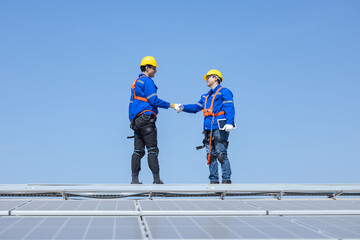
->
[223, 100, 233, 104]
[137, 80, 144, 84]
[196, 103, 203, 107]
[147, 93, 157, 99]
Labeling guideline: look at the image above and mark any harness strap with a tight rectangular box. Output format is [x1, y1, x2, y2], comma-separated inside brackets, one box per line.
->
[202, 87, 225, 117]
[131, 75, 157, 118]
[213, 110, 225, 117]
[132, 76, 149, 103]
[137, 110, 157, 117]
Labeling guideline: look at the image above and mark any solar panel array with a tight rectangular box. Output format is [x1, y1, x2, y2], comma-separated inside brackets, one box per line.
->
[1, 199, 360, 239]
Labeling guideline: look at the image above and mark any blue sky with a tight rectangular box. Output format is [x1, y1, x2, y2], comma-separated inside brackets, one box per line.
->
[1, 0, 359, 184]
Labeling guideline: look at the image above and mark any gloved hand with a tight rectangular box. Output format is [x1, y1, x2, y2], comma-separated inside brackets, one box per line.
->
[224, 124, 234, 132]
[174, 104, 184, 113]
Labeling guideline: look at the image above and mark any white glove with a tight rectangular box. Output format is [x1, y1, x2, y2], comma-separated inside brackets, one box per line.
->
[224, 124, 234, 132]
[174, 104, 184, 113]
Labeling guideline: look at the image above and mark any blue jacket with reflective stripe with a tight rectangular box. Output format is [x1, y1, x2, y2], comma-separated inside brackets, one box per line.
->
[129, 74, 170, 121]
[183, 85, 235, 130]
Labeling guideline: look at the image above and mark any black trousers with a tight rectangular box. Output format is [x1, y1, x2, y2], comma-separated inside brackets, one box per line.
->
[131, 114, 159, 177]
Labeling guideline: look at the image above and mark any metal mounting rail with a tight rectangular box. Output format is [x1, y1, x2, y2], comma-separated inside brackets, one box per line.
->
[1, 184, 360, 200]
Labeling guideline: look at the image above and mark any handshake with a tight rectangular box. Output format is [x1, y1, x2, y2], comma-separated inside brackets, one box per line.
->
[173, 104, 184, 113]
[170, 103, 233, 131]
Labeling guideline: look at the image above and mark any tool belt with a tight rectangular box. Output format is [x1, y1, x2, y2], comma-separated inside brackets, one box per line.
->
[196, 130, 229, 150]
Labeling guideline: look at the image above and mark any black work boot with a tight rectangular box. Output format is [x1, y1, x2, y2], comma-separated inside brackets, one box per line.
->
[153, 180, 164, 184]
[210, 181, 220, 184]
[222, 180, 232, 184]
[131, 175, 142, 184]
[153, 173, 163, 184]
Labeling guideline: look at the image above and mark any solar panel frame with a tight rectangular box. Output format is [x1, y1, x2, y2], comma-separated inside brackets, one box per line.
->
[2, 183, 360, 199]
[245, 199, 360, 215]
[0, 200, 30, 216]
[138, 199, 266, 216]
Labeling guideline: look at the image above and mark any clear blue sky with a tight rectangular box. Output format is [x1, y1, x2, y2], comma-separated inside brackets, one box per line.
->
[1, 0, 359, 184]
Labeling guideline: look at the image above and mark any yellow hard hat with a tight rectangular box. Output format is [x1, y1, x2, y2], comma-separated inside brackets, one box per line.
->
[140, 56, 158, 67]
[203, 69, 223, 81]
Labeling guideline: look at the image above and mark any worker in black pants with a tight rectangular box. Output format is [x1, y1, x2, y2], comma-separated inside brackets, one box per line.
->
[130, 114, 160, 184]
[129, 56, 183, 184]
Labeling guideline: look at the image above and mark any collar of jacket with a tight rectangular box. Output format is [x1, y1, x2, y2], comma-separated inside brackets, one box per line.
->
[138, 73, 157, 89]
[138, 73, 149, 78]
[208, 84, 222, 94]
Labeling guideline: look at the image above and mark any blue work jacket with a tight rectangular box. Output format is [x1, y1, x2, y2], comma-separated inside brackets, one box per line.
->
[129, 74, 170, 121]
[183, 85, 235, 130]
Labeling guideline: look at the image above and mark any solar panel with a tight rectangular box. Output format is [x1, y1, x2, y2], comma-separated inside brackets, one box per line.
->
[0, 200, 29, 216]
[139, 199, 266, 216]
[1, 185, 360, 239]
[143, 216, 334, 239]
[11, 200, 137, 216]
[288, 216, 360, 239]
[0, 216, 144, 239]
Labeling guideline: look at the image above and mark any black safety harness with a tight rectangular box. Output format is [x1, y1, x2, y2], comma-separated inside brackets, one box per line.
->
[196, 130, 229, 150]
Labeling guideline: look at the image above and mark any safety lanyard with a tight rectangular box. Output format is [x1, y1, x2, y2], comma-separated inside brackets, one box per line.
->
[204, 87, 224, 165]
[206, 115, 216, 166]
